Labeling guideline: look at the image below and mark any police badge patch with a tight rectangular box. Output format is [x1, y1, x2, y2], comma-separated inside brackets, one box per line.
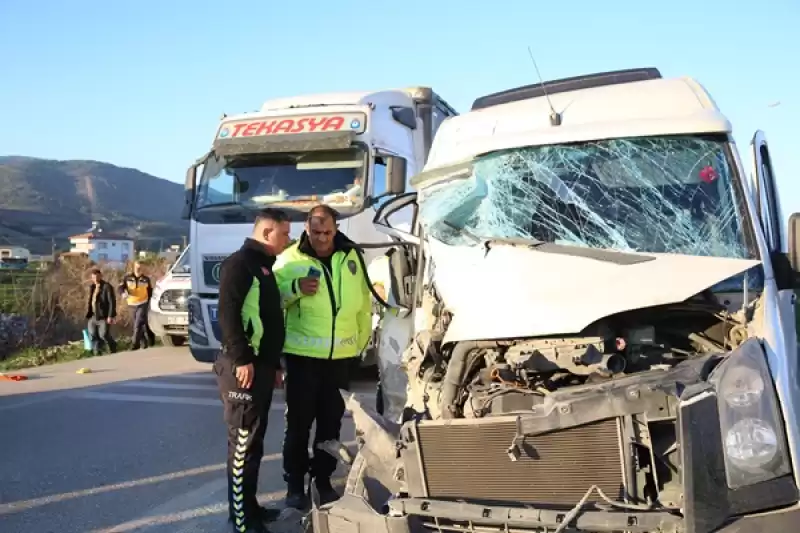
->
[347, 259, 357, 275]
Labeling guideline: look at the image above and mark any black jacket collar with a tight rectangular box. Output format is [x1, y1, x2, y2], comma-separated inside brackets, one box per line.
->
[296, 231, 357, 260]
[241, 238, 277, 267]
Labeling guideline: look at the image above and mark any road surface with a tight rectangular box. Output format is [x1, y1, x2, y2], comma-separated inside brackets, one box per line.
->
[0, 347, 373, 533]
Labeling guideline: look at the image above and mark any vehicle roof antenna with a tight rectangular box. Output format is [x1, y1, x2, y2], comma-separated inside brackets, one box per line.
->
[527, 46, 562, 127]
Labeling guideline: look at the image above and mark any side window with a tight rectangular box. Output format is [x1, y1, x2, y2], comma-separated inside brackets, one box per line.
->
[198, 168, 235, 208]
[372, 157, 388, 208]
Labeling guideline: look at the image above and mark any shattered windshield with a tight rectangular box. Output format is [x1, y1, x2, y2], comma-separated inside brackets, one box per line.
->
[196, 148, 366, 210]
[417, 135, 756, 259]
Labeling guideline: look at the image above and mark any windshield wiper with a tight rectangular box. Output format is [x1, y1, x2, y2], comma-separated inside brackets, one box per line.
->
[441, 220, 483, 244]
[439, 222, 652, 265]
[486, 238, 654, 265]
[196, 201, 246, 210]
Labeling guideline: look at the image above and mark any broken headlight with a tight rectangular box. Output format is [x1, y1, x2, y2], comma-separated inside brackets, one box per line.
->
[711, 339, 791, 489]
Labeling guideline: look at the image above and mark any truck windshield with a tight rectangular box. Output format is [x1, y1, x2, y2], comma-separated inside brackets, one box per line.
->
[196, 148, 367, 210]
[416, 134, 757, 260]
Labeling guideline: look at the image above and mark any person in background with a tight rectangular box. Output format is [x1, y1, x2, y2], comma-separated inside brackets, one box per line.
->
[119, 261, 156, 350]
[85, 268, 117, 355]
[274, 204, 373, 509]
[215, 208, 291, 533]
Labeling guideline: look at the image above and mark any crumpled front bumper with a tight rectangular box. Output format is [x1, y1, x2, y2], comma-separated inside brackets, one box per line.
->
[311, 495, 800, 533]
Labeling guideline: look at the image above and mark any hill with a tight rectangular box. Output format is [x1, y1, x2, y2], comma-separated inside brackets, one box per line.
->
[0, 156, 188, 254]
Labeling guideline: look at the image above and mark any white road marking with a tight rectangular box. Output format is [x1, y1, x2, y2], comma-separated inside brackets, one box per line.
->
[70, 391, 290, 411]
[89, 479, 346, 533]
[71, 391, 223, 406]
[158, 373, 217, 381]
[115, 381, 219, 392]
[0, 441, 356, 517]
[0, 454, 276, 515]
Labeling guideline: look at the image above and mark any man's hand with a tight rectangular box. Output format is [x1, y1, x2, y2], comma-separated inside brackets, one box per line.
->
[107, 317, 116, 325]
[298, 277, 319, 296]
[235, 363, 255, 389]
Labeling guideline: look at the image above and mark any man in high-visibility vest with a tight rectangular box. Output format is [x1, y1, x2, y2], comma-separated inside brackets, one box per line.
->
[274, 204, 372, 510]
[119, 261, 156, 349]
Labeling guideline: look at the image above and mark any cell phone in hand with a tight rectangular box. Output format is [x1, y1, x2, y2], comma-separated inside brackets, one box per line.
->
[307, 266, 322, 279]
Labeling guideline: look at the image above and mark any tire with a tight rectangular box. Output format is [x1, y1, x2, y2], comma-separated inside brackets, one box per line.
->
[161, 334, 186, 347]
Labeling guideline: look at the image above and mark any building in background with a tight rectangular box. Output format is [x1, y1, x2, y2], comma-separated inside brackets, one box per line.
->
[68, 223, 134, 265]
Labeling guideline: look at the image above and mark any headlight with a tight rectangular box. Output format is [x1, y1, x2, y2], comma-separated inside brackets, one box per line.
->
[188, 297, 205, 330]
[159, 289, 190, 312]
[711, 339, 791, 489]
[724, 418, 779, 471]
[720, 365, 765, 408]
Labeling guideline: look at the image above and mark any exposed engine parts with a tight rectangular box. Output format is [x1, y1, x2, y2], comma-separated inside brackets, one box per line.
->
[404, 300, 749, 422]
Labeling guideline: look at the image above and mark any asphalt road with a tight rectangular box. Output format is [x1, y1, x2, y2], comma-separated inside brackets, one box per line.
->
[0, 347, 374, 533]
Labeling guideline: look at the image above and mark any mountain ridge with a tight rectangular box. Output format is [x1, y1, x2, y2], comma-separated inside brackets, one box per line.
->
[0, 156, 188, 254]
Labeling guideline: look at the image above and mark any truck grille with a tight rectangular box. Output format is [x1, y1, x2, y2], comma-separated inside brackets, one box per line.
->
[415, 417, 623, 507]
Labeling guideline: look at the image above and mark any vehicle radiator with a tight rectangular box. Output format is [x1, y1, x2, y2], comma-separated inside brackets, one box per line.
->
[413, 417, 624, 506]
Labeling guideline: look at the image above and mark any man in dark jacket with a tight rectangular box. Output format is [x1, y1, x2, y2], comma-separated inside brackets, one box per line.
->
[215, 208, 291, 533]
[85, 268, 117, 355]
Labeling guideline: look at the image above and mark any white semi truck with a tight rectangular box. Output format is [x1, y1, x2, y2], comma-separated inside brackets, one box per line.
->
[180, 87, 457, 363]
[312, 69, 800, 533]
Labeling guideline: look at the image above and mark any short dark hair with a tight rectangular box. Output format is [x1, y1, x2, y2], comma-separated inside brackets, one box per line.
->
[90, 268, 102, 276]
[307, 204, 339, 223]
[255, 208, 289, 225]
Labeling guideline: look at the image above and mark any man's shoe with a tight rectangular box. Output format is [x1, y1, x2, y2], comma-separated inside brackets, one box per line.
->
[313, 477, 340, 506]
[228, 516, 271, 533]
[284, 477, 309, 510]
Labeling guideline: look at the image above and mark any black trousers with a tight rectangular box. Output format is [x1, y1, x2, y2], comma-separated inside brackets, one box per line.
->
[282, 354, 352, 482]
[214, 358, 277, 530]
[87, 318, 117, 355]
[131, 304, 155, 349]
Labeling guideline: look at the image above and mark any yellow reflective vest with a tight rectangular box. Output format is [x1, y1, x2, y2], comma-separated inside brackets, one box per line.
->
[273, 237, 372, 360]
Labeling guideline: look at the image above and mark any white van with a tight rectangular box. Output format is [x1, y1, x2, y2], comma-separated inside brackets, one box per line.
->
[148, 246, 190, 347]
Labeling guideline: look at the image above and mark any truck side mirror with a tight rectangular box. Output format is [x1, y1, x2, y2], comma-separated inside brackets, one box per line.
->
[788, 213, 800, 277]
[181, 165, 197, 220]
[385, 156, 407, 195]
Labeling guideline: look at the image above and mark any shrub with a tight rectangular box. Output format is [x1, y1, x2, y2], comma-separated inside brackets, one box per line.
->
[0, 257, 170, 361]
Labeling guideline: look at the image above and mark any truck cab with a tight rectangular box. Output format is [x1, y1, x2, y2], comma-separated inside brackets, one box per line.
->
[148, 245, 191, 347]
[181, 87, 457, 363]
[313, 69, 800, 533]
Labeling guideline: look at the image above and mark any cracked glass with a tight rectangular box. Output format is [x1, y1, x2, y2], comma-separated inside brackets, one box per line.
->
[417, 135, 756, 262]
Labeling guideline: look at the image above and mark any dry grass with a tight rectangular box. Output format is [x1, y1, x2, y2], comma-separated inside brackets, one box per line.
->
[0, 256, 170, 361]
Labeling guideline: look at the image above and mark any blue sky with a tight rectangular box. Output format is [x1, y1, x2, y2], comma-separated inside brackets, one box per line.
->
[1, 0, 798, 216]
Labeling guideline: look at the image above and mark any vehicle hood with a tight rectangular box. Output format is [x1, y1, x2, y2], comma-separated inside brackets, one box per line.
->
[429, 240, 760, 344]
[155, 275, 191, 291]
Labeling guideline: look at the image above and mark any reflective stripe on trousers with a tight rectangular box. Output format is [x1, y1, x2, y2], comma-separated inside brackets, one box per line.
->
[231, 428, 249, 533]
